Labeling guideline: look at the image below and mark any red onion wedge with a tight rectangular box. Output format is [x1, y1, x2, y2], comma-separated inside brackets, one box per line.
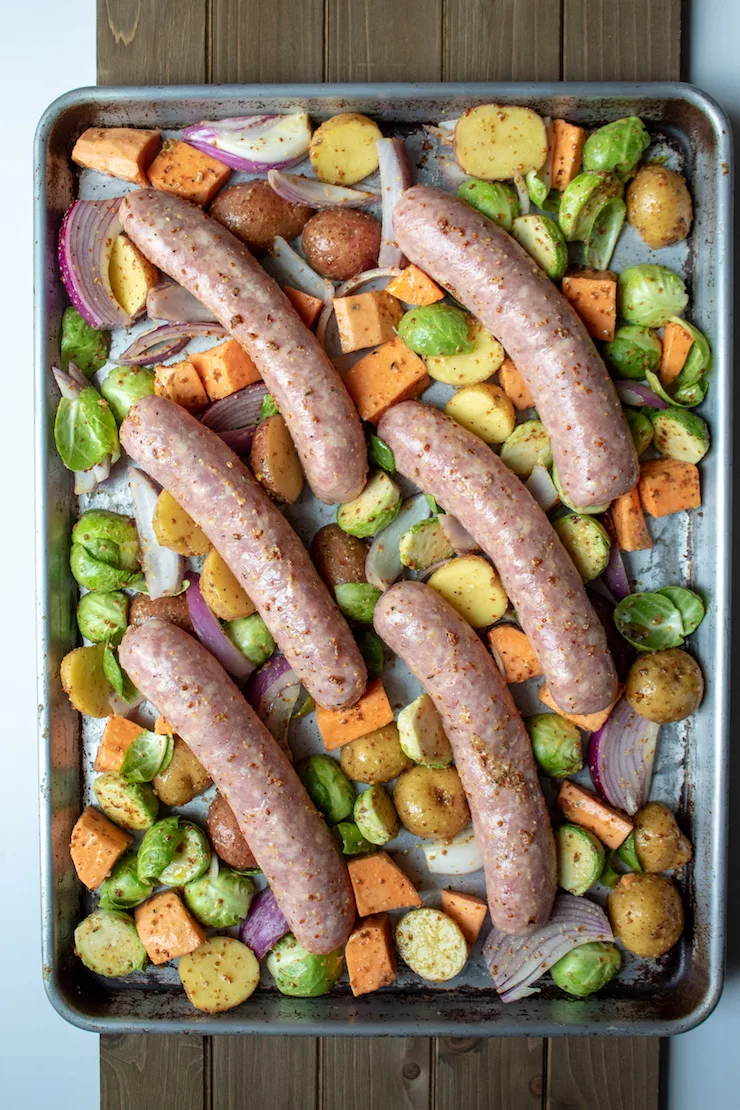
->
[200, 381, 268, 432]
[239, 888, 290, 959]
[59, 198, 132, 330]
[182, 113, 311, 173]
[615, 380, 668, 409]
[376, 137, 413, 267]
[52, 366, 82, 401]
[598, 512, 631, 602]
[146, 282, 217, 324]
[268, 169, 377, 209]
[186, 574, 255, 681]
[215, 426, 256, 455]
[262, 237, 334, 303]
[483, 893, 614, 1003]
[128, 468, 184, 600]
[248, 654, 301, 757]
[588, 697, 660, 815]
[116, 322, 228, 366]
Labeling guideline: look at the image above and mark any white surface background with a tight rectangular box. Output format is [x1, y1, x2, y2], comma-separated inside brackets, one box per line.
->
[0, 2, 736, 1106]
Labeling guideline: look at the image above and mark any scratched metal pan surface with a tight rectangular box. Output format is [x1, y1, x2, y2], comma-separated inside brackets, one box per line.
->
[34, 83, 732, 1036]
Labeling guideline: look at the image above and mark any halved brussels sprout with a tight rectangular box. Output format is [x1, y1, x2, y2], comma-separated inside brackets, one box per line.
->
[332, 821, 372, 856]
[225, 613, 276, 666]
[582, 116, 650, 178]
[76, 591, 129, 645]
[511, 213, 568, 280]
[556, 824, 605, 896]
[74, 909, 147, 978]
[184, 863, 255, 928]
[158, 822, 212, 886]
[398, 304, 474, 357]
[266, 933, 344, 997]
[656, 586, 705, 636]
[550, 941, 621, 997]
[553, 513, 611, 582]
[617, 264, 688, 328]
[353, 784, 399, 846]
[585, 197, 626, 270]
[526, 714, 583, 778]
[70, 509, 142, 591]
[559, 172, 623, 242]
[98, 851, 153, 910]
[650, 407, 710, 465]
[603, 325, 662, 381]
[337, 472, 402, 539]
[120, 729, 173, 783]
[297, 754, 355, 825]
[353, 627, 385, 679]
[457, 179, 520, 230]
[625, 409, 654, 456]
[137, 816, 181, 883]
[500, 420, 552, 479]
[100, 366, 155, 423]
[61, 306, 111, 376]
[334, 583, 383, 623]
[93, 773, 159, 831]
[614, 592, 685, 651]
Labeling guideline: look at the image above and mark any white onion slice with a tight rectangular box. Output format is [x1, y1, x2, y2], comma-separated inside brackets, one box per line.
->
[267, 169, 377, 209]
[376, 137, 413, 267]
[589, 697, 660, 815]
[128, 468, 184, 600]
[513, 172, 531, 216]
[525, 464, 559, 511]
[262, 237, 334, 302]
[365, 494, 431, 590]
[438, 513, 480, 555]
[423, 826, 483, 875]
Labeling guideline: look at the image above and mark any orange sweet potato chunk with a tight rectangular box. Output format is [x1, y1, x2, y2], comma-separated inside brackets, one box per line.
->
[334, 291, 404, 354]
[385, 265, 445, 306]
[610, 488, 653, 552]
[345, 913, 398, 996]
[347, 852, 423, 916]
[284, 286, 324, 328]
[498, 357, 534, 411]
[638, 460, 701, 518]
[154, 359, 209, 411]
[71, 127, 161, 186]
[190, 338, 262, 401]
[155, 715, 176, 736]
[440, 890, 488, 946]
[94, 716, 145, 773]
[343, 337, 430, 424]
[70, 806, 132, 890]
[552, 120, 587, 190]
[487, 625, 542, 683]
[148, 139, 231, 206]
[316, 679, 394, 751]
[558, 781, 633, 850]
[660, 320, 694, 386]
[538, 682, 623, 733]
[134, 891, 206, 966]
[561, 271, 617, 342]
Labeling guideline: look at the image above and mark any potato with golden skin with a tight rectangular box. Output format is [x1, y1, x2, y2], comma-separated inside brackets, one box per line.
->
[209, 180, 313, 254]
[302, 210, 381, 281]
[626, 165, 693, 249]
[625, 648, 704, 723]
[339, 723, 413, 785]
[311, 523, 367, 590]
[250, 414, 305, 504]
[607, 872, 684, 957]
[152, 737, 212, 806]
[393, 766, 470, 839]
[634, 802, 693, 873]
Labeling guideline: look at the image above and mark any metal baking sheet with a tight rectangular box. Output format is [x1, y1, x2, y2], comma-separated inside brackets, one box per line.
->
[34, 82, 733, 1036]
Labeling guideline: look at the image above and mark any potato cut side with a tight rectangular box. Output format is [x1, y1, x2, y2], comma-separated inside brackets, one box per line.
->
[61, 644, 113, 718]
[153, 490, 211, 556]
[200, 549, 256, 620]
[425, 320, 504, 385]
[309, 113, 383, 185]
[444, 382, 515, 445]
[396, 908, 468, 982]
[427, 555, 508, 628]
[454, 104, 548, 180]
[250, 414, 305, 504]
[179, 936, 260, 1012]
[109, 234, 160, 318]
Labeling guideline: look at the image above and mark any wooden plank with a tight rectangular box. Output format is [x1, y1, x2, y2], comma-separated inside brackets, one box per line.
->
[443, 0, 563, 81]
[435, 1036, 545, 1109]
[326, 0, 443, 82]
[322, 1038, 431, 1110]
[101, 1035, 206, 1110]
[211, 0, 325, 84]
[211, 1036, 319, 1110]
[97, 0, 207, 85]
[563, 0, 681, 81]
[546, 1037, 660, 1110]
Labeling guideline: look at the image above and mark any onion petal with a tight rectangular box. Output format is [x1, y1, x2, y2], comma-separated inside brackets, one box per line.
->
[239, 888, 290, 959]
[513, 172, 531, 216]
[58, 198, 133, 330]
[377, 137, 413, 267]
[147, 281, 217, 324]
[128, 468, 184, 600]
[365, 494, 431, 590]
[116, 322, 228, 366]
[598, 512, 631, 601]
[262, 237, 334, 303]
[588, 697, 660, 814]
[483, 893, 614, 1003]
[615, 380, 668, 409]
[216, 426, 256, 455]
[75, 456, 111, 496]
[438, 513, 480, 555]
[200, 381, 269, 432]
[182, 113, 311, 173]
[525, 464, 560, 512]
[186, 574, 255, 681]
[248, 655, 301, 758]
[423, 826, 483, 875]
[268, 169, 377, 209]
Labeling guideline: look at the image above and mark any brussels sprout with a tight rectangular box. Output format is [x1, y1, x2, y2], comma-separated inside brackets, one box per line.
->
[334, 583, 383, 623]
[225, 613, 276, 666]
[559, 172, 623, 242]
[55, 385, 120, 472]
[397, 304, 474, 357]
[102, 643, 140, 703]
[614, 592, 685, 651]
[353, 627, 385, 679]
[71, 510, 141, 591]
[556, 824, 605, 895]
[671, 319, 711, 389]
[582, 116, 650, 178]
[74, 909, 148, 978]
[98, 851, 153, 910]
[93, 773, 158, 830]
[159, 822, 212, 886]
[551, 467, 610, 515]
[541, 190, 562, 217]
[120, 728, 173, 783]
[426, 493, 443, 514]
[332, 821, 372, 856]
[136, 816, 181, 883]
[61, 307, 111, 376]
[184, 864, 254, 928]
[500, 420, 552, 479]
[76, 590, 129, 645]
[616, 830, 642, 872]
[526, 714, 583, 778]
[457, 179, 520, 230]
[353, 785, 399, 846]
[550, 941, 621, 997]
[650, 407, 710, 464]
[266, 933, 344, 997]
[656, 586, 705, 637]
[525, 167, 550, 209]
[399, 518, 455, 571]
[603, 325, 662, 381]
[585, 197, 626, 270]
[645, 369, 707, 411]
[511, 213, 568, 280]
[298, 754, 355, 824]
[100, 366, 155, 423]
[625, 409, 654, 456]
[617, 264, 688, 328]
[367, 433, 395, 474]
[337, 472, 402, 539]
[599, 851, 620, 888]
[552, 514, 611, 582]
[261, 393, 280, 419]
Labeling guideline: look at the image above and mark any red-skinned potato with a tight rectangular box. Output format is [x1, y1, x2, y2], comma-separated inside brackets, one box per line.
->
[209, 181, 314, 254]
[301, 209, 381, 281]
[207, 793, 258, 870]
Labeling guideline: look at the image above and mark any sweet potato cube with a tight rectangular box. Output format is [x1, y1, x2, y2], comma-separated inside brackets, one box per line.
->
[558, 780, 633, 850]
[660, 320, 693, 386]
[154, 359, 208, 411]
[70, 806, 132, 890]
[347, 852, 423, 916]
[487, 625, 542, 683]
[94, 716, 145, 773]
[109, 234, 160, 319]
[71, 127, 161, 186]
[561, 271, 617, 342]
[190, 338, 262, 401]
[155, 715, 176, 736]
[316, 678, 394, 751]
[343, 337, 430, 424]
[538, 682, 623, 733]
[552, 120, 587, 190]
[334, 291, 404, 354]
[385, 264, 445, 306]
[610, 487, 653, 552]
[440, 890, 488, 946]
[345, 913, 398, 996]
[284, 286, 323, 328]
[147, 139, 231, 207]
[134, 891, 206, 966]
[498, 357, 534, 410]
[638, 459, 701, 518]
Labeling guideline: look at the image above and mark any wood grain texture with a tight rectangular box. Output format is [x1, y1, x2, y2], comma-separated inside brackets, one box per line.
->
[546, 1037, 660, 1110]
[211, 0, 325, 84]
[212, 1036, 319, 1110]
[326, 0, 443, 81]
[97, 0, 207, 85]
[322, 1037, 431, 1110]
[443, 0, 563, 81]
[563, 0, 681, 80]
[100, 1035, 206, 1110]
[435, 1036, 545, 1109]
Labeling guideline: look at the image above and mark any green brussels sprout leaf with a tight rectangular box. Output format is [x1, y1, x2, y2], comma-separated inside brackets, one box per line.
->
[98, 851, 153, 910]
[61, 307, 111, 375]
[599, 851, 620, 889]
[425, 493, 442, 514]
[137, 817, 182, 883]
[291, 690, 315, 720]
[457, 179, 520, 230]
[261, 393, 280, 419]
[625, 409, 654, 456]
[616, 830, 642, 872]
[585, 197, 626, 270]
[645, 370, 706, 410]
[367, 433, 395, 474]
[72, 510, 140, 571]
[617, 265, 688, 328]
[119, 725, 173, 783]
[613, 592, 685, 651]
[158, 822, 212, 886]
[656, 586, 705, 636]
[103, 644, 141, 704]
[55, 386, 120, 472]
[332, 821, 373, 856]
[77, 591, 129, 645]
[603, 325, 662, 381]
[100, 366, 155, 423]
[397, 304, 475, 357]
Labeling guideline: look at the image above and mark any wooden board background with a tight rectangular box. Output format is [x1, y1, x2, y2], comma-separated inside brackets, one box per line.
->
[97, 1, 680, 1106]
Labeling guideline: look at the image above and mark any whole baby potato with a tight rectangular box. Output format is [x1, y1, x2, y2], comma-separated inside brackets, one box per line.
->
[129, 592, 194, 634]
[209, 181, 313, 254]
[626, 165, 693, 249]
[607, 872, 684, 958]
[339, 723, 413, 785]
[311, 523, 367, 590]
[207, 793, 258, 871]
[152, 737, 212, 806]
[393, 766, 470, 839]
[624, 648, 704, 723]
[634, 801, 693, 873]
[301, 210, 381, 281]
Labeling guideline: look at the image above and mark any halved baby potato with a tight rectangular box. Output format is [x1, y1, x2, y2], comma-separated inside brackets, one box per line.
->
[425, 320, 504, 385]
[427, 555, 508, 628]
[179, 936, 260, 1013]
[454, 104, 548, 181]
[200, 549, 256, 621]
[309, 113, 383, 185]
[109, 233, 160, 318]
[444, 382, 515, 445]
[250, 414, 305, 505]
[61, 643, 114, 718]
[152, 490, 210, 556]
[396, 907, 468, 982]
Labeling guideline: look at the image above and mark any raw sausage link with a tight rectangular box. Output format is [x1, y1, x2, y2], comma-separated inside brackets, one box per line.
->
[393, 185, 638, 508]
[119, 189, 367, 505]
[120, 620, 355, 954]
[121, 396, 366, 709]
[378, 401, 616, 715]
[374, 582, 556, 935]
